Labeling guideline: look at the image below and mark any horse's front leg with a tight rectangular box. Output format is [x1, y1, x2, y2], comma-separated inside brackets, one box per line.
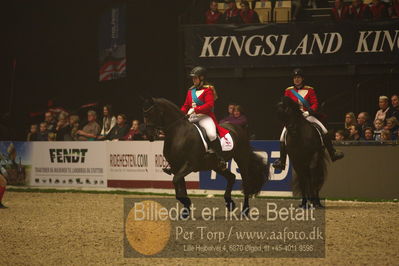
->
[215, 168, 236, 212]
[173, 161, 193, 218]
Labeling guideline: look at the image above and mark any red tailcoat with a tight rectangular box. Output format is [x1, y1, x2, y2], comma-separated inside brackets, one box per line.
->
[331, 6, 349, 21]
[370, 2, 388, 19]
[240, 10, 260, 24]
[284, 85, 319, 112]
[349, 3, 370, 19]
[181, 85, 229, 137]
[205, 10, 221, 24]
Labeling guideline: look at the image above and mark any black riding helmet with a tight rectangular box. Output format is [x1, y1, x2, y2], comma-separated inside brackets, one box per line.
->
[292, 68, 304, 78]
[190, 66, 207, 79]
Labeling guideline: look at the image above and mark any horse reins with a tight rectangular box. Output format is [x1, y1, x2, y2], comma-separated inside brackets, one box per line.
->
[143, 103, 188, 132]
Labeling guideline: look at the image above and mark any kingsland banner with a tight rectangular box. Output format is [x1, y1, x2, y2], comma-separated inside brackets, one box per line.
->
[183, 20, 399, 68]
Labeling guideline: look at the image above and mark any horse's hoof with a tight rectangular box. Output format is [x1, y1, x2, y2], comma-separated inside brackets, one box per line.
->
[225, 201, 236, 212]
[241, 207, 250, 217]
[180, 207, 190, 219]
[312, 202, 325, 209]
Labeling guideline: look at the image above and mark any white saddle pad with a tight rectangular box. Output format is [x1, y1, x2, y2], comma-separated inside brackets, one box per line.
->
[193, 124, 234, 152]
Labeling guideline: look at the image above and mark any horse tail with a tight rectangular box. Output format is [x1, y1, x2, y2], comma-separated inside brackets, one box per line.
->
[244, 151, 269, 197]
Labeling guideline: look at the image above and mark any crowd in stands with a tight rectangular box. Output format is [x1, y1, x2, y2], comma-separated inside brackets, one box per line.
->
[25, 105, 160, 142]
[334, 94, 399, 143]
[25, 101, 251, 142]
[331, 0, 399, 21]
[202, 0, 399, 24]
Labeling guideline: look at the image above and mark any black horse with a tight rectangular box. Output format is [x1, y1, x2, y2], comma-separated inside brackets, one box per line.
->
[277, 97, 328, 208]
[142, 96, 269, 216]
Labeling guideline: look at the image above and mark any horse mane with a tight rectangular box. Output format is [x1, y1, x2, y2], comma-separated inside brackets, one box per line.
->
[282, 96, 303, 117]
[154, 98, 184, 117]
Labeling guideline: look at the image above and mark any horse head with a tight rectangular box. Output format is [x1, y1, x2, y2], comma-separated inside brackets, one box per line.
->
[141, 95, 162, 142]
[141, 96, 185, 141]
[277, 96, 303, 124]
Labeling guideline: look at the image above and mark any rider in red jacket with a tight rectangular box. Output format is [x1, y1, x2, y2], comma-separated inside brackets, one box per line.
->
[181, 66, 228, 169]
[273, 69, 344, 170]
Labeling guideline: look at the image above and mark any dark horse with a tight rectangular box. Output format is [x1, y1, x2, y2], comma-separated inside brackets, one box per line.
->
[277, 97, 328, 208]
[142, 96, 269, 216]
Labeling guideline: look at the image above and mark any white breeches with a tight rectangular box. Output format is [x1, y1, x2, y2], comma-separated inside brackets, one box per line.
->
[279, 115, 328, 142]
[189, 114, 217, 141]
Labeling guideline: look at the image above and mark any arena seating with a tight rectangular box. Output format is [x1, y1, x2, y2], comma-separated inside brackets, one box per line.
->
[254, 1, 272, 23]
[274, 0, 292, 23]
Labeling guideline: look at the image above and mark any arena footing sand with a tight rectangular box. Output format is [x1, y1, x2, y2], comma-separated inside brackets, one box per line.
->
[0, 192, 398, 265]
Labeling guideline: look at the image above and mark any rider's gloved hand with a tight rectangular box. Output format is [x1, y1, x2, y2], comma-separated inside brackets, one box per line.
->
[302, 111, 310, 117]
[187, 108, 195, 115]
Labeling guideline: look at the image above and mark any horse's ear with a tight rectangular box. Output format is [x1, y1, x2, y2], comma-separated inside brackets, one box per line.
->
[139, 92, 153, 103]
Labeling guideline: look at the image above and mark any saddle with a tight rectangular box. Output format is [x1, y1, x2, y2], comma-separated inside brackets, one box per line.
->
[310, 122, 325, 146]
[193, 123, 234, 152]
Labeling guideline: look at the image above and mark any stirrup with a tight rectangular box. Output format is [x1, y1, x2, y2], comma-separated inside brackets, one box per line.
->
[272, 160, 286, 170]
[331, 151, 344, 162]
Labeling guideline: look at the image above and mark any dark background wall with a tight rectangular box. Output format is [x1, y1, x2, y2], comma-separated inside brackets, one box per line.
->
[2, 0, 398, 140]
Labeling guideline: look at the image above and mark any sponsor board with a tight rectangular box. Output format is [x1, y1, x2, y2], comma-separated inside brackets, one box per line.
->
[107, 141, 199, 189]
[0, 141, 32, 185]
[199, 141, 292, 193]
[183, 20, 399, 68]
[30, 142, 107, 187]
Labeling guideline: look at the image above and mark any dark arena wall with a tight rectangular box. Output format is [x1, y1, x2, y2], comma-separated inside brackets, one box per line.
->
[2, 0, 399, 140]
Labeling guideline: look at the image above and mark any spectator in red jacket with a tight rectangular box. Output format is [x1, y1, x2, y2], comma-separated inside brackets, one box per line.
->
[331, 0, 350, 21]
[349, 0, 371, 19]
[220, 0, 243, 24]
[205, 1, 221, 24]
[240, 1, 260, 23]
[122, 120, 144, 140]
[370, 0, 388, 19]
[391, 0, 399, 17]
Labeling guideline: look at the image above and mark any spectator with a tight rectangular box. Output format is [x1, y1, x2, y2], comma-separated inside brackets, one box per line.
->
[390, 94, 399, 120]
[37, 122, 49, 141]
[27, 124, 38, 141]
[385, 117, 399, 140]
[220, 103, 237, 124]
[380, 129, 391, 141]
[123, 120, 143, 140]
[44, 111, 57, 132]
[48, 132, 56, 141]
[205, 0, 222, 24]
[98, 114, 129, 141]
[220, 0, 242, 24]
[370, 0, 388, 19]
[100, 105, 116, 137]
[56, 114, 71, 141]
[292, 0, 303, 20]
[335, 129, 345, 141]
[391, 0, 399, 17]
[373, 118, 384, 141]
[227, 105, 248, 127]
[69, 115, 80, 141]
[77, 110, 101, 141]
[331, 0, 350, 21]
[349, 0, 371, 19]
[240, 1, 260, 23]
[349, 124, 363, 140]
[374, 96, 392, 123]
[344, 112, 357, 134]
[364, 127, 374, 141]
[357, 112, 371, 136]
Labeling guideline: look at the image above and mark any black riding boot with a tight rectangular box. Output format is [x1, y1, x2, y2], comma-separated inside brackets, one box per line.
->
[322, 133, 344, 161]
[272, 141, 287, 170]
[210, 140, 227, 170]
